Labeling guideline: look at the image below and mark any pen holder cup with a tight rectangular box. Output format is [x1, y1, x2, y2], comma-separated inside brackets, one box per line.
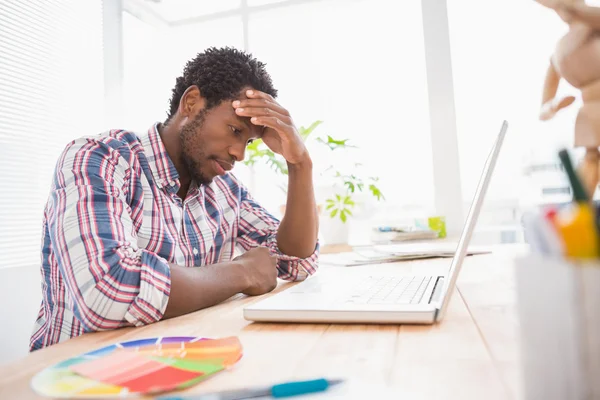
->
[515, 255, 600, 400]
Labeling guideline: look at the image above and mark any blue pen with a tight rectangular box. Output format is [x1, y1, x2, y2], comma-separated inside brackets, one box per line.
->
[158, 378, 344, 400]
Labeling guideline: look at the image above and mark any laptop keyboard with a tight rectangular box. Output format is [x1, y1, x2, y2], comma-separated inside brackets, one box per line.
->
[343, 276, 432, 305]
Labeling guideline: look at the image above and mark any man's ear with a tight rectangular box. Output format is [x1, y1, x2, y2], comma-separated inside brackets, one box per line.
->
[179, 85, 206, 118]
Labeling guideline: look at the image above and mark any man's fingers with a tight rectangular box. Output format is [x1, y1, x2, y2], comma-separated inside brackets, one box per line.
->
[250, 116, 292, 132]
[235, 106, 292, 125]
[233, 98, 289, 116]
[244, 89, 292, 116]
[245, 89, 275, 102]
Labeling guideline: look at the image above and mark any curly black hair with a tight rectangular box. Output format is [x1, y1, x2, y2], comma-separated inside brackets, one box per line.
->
[166, 47, 278, 122]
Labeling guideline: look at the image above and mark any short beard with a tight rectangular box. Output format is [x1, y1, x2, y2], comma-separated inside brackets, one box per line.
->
[179, 110, 212, 185]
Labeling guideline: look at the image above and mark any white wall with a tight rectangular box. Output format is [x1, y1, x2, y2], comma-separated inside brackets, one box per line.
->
[0, 266, 42, 365]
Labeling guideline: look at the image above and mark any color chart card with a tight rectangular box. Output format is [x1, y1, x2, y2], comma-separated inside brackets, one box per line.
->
[31, 336, 243, 398]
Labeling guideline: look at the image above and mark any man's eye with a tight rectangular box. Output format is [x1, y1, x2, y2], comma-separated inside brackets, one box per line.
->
[230, 126, 241, 135]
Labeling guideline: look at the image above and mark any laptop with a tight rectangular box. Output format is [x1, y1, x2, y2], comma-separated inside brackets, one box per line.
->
[244, 120, 508, 324]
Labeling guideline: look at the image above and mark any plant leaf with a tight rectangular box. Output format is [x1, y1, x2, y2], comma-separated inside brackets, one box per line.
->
[298, 120, 323, 141]
[325, 203, 335, 210]
[266, 154, 288, 175]
[340, 210, 347, 223]
[327, 136, 349, 146]
[369, 184, 385, 201]
[317, 135, 356, 151]
[330, 209, 338, 218]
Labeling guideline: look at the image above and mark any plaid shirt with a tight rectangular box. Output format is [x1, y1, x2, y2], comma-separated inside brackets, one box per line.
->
[30, 124, 319, 351]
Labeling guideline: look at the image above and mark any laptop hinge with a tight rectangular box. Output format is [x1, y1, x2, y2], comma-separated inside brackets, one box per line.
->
[429, 276, 445, 305]
[431, 277, 446, 320]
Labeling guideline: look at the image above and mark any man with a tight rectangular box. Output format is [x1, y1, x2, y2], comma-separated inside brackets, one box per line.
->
[30, 47, 320, 351]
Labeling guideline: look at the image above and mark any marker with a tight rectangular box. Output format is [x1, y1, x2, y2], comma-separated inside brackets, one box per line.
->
[158, 378, 344, 400]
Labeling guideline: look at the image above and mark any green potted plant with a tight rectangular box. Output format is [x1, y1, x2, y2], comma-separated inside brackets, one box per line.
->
[243, 120, 385, 244]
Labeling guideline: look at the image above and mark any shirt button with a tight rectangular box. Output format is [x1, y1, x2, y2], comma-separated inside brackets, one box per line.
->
[193, 248, 199, 256]
[170, 181, 176, 187]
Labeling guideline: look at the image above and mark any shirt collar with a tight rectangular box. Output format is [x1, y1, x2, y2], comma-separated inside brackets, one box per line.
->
[141, 123, 180, 189]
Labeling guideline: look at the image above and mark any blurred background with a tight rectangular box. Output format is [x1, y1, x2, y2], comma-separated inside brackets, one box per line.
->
[0, 0, 583, 361]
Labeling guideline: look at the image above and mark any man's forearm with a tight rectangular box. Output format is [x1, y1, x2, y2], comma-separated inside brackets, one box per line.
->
[277, 156, 319, 258]
[163, 261, 248, 319]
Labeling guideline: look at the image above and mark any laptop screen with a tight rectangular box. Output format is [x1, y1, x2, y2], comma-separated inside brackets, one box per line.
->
[436, 120, 508, 321]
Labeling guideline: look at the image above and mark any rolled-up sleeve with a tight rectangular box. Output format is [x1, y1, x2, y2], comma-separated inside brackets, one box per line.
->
[236, 184, 319, 281]
[49, 139, 171, 331]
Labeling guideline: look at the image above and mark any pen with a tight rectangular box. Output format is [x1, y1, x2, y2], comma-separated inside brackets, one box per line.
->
[158, 378, 344, 400]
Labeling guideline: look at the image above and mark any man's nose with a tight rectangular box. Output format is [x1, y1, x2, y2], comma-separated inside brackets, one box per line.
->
[229, 142, 246, 163]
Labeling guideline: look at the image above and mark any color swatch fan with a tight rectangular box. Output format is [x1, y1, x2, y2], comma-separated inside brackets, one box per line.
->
[31, 336, 243, 398]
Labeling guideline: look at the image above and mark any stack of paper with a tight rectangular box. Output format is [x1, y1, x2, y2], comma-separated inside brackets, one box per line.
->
[319, 243, 491, 267]
[371, 228, 439, 244]
[373, 231, 439, 243]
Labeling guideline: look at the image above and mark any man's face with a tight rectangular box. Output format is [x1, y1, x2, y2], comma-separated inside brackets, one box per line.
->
[179, 91, 262, 185]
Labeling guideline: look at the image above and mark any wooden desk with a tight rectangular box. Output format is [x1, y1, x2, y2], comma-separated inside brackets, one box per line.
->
[0, 245, 525, 399]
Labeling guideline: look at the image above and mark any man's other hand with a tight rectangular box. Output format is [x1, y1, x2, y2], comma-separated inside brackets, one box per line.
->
[234, 247, 278, 296]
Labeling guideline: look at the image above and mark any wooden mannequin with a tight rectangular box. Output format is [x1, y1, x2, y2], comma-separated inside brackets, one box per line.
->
[536, 0, 600, 198]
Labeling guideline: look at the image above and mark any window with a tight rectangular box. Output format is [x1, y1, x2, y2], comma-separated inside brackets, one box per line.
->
[246, 0, 434, 227]
[447, 0, 574, 241]
[0, 0, 104, 269]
